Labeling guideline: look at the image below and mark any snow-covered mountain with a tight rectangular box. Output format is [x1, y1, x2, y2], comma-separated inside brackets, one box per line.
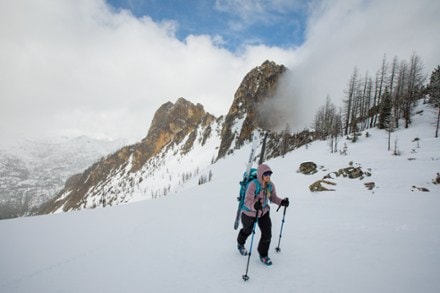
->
[40, 60, 293, 214]
[0, 136, 126, 218]
[39, 97, 221, 213]
[1, 100, 439, 292]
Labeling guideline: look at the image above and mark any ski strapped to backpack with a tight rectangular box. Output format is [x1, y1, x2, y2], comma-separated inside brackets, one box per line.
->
[233, 132, 269, 230]
[233, 133, 258, 230]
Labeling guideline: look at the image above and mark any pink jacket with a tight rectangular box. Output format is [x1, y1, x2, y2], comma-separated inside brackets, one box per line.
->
[243, 164, 283, 218]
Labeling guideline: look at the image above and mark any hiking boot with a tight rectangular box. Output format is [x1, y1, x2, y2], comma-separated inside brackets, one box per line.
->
[259, 255, 272, 266]
[237, 244, 248, 256]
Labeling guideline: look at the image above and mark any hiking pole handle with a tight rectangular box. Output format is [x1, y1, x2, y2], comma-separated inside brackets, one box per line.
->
[276, 197, 290, 212]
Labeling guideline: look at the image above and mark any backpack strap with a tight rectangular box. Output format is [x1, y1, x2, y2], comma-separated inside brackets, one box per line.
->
[257, 181, 273, 209]
[240, 180, 260, 212]
[240, 179, 274, 212]
[252, 178, 261, 196]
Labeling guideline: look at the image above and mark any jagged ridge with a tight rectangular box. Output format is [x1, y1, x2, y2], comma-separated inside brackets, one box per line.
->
[217, 60, 287, 159]
[40, 98, 218, 213]
[40, 60, 295, 214]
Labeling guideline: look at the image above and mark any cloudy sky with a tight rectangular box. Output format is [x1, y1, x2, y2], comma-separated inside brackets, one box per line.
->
[1, 0, 439, 143]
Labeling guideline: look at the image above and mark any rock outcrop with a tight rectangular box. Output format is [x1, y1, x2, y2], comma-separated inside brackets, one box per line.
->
[217, 60, 286, 159]
[39, 60, 304, 215]
[132, 97, 215, 172]
[40, 98, 215, 213]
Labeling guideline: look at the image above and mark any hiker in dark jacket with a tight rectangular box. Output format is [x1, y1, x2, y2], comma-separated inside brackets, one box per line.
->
[237, 163, 289, 265]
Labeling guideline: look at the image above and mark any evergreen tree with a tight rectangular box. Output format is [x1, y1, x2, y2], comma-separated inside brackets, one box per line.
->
[394, 59, 408, 128]
[427, 65, 440, 137]
[372, 55, 389, 127]
[428, 66, 440, 101]
[378, 88, 393, 129]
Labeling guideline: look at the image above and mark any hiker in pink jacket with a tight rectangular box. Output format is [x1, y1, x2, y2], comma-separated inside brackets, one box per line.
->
[237, 163, 289, 266]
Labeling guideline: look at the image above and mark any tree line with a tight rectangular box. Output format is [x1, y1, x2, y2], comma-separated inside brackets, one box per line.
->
[313, 53, 440, 145]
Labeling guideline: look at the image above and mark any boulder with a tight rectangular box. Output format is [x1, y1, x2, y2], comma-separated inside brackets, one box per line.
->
[364, 182, 375, 190]
[309, 179, 336, 192]
[299, 162, 318, 175]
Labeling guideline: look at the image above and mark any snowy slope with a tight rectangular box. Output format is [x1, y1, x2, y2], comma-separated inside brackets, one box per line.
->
[1, 103, 439, 292]
[0, 136, 126, 218]
[50, 118, 223, 213]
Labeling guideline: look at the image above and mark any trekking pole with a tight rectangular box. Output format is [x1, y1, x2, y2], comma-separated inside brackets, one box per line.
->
[275, 204, 288, 253]
[242, 212, 259, 281]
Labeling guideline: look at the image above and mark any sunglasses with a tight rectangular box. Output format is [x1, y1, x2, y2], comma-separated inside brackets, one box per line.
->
[263, 171, 272, 177]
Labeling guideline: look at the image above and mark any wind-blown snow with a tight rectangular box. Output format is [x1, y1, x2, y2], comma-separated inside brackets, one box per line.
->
[1, 102, 439, 292]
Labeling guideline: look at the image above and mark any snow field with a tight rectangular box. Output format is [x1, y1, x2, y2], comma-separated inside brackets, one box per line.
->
[1, 102, 439, 292]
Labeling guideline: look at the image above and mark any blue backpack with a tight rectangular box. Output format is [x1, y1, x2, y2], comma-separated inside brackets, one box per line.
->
[237, 168, 262, 211]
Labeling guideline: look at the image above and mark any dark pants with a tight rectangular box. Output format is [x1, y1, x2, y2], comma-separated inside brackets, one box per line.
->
[237, 212, 272, 257]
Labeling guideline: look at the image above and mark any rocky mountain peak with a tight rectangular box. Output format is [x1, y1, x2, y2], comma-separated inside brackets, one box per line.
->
[39, 97, 217, 213]
[217, 60, 287, 159]
[132, 97, 215, 171]
[37, 61, 292, 215]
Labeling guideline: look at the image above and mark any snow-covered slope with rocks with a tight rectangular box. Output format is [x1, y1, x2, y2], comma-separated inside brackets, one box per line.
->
[1, 101, 439, 292]
[40, 61, 286, 214]
[40, 98, 219, 214]
[52, 117, 223, 213]
[0, 136, 126, 218]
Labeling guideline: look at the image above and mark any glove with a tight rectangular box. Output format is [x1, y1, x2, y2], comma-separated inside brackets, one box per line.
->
[254, 200, 262, 210]
[280, 198, 289, 207]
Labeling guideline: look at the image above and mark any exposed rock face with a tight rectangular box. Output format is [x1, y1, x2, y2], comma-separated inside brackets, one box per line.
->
[132, 97, 215, 171]
[217, 60, 286, 159]
[40, 98, 215, 213]
[38, 60, 301, 215]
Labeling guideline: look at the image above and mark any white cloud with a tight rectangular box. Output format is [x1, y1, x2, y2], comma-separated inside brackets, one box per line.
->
[0, 0, 264, 142]
[0, 0, 439, 142]
[272, 0, 440, 131]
